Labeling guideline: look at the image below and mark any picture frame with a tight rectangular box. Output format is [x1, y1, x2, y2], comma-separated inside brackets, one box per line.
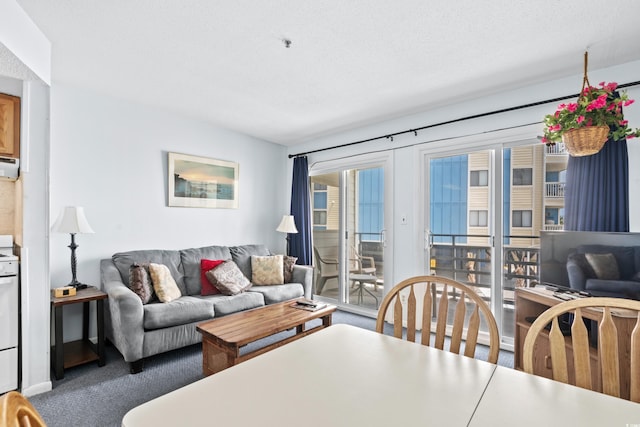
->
[168, 152, 239, 208]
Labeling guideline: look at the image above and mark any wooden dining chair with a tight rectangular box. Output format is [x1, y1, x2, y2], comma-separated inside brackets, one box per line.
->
[0, 391, 47, 427]
[375, 275, 500, 363]
[523, 297, 640, 403]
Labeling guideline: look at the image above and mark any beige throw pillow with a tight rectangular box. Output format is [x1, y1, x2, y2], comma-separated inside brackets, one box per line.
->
[148, 263, 182, 302]
[206, 260, 252, 295]
[251, 255, 284, 285]
[585, 253, 620, 280]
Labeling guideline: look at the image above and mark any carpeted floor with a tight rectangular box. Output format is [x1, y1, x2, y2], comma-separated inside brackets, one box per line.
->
[29, 310, 513, 427]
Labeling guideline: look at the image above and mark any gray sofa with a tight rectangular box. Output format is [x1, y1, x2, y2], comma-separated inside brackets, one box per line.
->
[100, 244, 312, 373]
[566, 244, 640, 299]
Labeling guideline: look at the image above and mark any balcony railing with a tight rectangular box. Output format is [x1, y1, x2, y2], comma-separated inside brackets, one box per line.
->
[543, 224, 564, 231]
[428, 233, 540, 303]
[545, 182, 565, 197]
[546, 142, 568, 155]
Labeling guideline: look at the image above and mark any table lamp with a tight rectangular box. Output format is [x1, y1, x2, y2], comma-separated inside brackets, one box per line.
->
[52, 206, 95, 289]
[276, 215, 298, 255]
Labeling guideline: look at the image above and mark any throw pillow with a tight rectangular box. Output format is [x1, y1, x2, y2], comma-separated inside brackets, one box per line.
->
[283, 255, 298, 283]
[205, 261, 252, 295]
[585, 253, 620, 280]
[567, 252, 597, 279]
[251, 255, 284, 285]
[200, 259, 224, 296]
[148, 263, 182, 303]
[128, 263, 154, 304]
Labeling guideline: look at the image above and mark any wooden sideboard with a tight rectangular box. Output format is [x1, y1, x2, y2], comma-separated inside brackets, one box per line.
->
[514, 287, 636, 400]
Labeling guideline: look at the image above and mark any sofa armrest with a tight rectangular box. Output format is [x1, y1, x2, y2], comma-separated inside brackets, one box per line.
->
[292, 265, 313, 299]
[100, 259, 145, 362]
[566, 258, 587, 291]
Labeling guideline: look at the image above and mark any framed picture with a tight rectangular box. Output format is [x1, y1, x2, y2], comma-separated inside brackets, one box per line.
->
[168, 152, 239, 208]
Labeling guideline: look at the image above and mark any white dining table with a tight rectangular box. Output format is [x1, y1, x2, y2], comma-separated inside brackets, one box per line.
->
[122, 324, 640, 427]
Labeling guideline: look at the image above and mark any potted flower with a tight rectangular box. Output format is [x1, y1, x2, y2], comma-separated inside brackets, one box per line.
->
[542, 81, 640, 156]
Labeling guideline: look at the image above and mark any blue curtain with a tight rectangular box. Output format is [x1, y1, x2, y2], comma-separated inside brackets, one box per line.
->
[289, 156, 313, 265]
[564, 136, 629, 231]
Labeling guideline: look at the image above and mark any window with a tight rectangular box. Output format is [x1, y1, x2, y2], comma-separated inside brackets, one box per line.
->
[470, 170, 488, 186]
[513, 168, 532, 185]
[469, 210, 488, 227]
[312, 185, 328, 230]
[512, 210, 532, 227]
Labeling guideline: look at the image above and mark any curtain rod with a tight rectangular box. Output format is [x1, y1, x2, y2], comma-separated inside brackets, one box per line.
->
[289, 80, 640, 159]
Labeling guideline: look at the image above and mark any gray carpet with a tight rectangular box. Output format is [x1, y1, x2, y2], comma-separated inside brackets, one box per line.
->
[29, 310, 513, 427]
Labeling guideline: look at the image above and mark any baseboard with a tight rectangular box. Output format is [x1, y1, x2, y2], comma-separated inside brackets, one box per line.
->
[21, 380, 52, 397]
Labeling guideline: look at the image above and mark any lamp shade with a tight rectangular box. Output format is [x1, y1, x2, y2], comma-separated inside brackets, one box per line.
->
[52, 206, 95, 234]
[276, 215, 298, 234]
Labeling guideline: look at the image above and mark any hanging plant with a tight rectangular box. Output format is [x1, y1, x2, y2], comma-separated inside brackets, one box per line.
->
[541, 53, 640, 155]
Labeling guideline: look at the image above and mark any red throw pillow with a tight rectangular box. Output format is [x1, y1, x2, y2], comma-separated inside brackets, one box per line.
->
[200, 259, 224, 295]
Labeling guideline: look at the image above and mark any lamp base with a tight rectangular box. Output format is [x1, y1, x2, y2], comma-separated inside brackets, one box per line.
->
[68, 279, 88, 290]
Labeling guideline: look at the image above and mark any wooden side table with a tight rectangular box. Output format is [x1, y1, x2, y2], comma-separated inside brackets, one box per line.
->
[50, 285, 108, 380]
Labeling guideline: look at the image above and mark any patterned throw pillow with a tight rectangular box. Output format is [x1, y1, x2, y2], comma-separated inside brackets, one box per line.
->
[128, 262, 154, 304]
[283, 256, 298, 283]
[148, 263, 182, 302]
[205, 261, 252, 295]
[200, 259, 224, 296]
[585, 253, 620, 280]
[251, 255, 284, 285]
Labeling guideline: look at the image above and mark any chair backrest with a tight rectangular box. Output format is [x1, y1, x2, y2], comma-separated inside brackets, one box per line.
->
[0, 391, 47, 427]
[375, 275, 500, 364]
[523, 297, 640, 403]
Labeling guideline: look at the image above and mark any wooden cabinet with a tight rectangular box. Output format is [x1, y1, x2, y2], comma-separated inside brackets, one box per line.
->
[515, 287, 634, 399]
[0, 94, 20, 158]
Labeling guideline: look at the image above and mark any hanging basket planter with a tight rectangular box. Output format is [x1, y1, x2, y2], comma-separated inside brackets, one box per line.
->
[561, 125, 609, 157]
[541, 52, 640, 153]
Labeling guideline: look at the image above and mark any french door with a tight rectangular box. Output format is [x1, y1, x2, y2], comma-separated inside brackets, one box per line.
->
[310, 155, 392, 313]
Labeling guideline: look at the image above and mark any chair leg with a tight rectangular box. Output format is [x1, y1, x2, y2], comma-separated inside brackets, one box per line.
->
[316, 277, 327, 295]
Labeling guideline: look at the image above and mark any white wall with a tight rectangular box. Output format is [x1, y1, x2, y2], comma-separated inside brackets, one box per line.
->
[290, 60, 640, 287]
[48, 84, 290, 341]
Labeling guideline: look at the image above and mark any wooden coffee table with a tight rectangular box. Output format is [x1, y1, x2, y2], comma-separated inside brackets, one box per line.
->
[196, 299, 336, 376]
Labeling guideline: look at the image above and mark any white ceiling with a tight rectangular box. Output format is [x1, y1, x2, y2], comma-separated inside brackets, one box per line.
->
[13, 0, 640, 146]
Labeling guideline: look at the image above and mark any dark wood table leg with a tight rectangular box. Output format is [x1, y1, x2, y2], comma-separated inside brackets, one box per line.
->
[82, 301, 90, 341]
[97, 299, 105, 366]
[322, 313, 333, 327]
[53, 304, 64, 380]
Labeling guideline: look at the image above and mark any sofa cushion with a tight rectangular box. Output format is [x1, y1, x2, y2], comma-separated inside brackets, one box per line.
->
[206, 261, 252, 295]
[207, 292, 265, 316]
[585, 279, 640, 300]
[149, 263, 182, 303]
[585, 253, 620, 280]
[129, 263, 155, 304]
[200, 259, 225, 296]
[112, 249, 186, 294]
[143, 296, 214, 330]
[248, 283, 304, 304]
[230, 244, 270, 280]
[251, 255, 284, 285]
[567, 253, 597, 279]
[283, 256, 297, 283]
[180, 245, 232, 295]
[578, 245, 636, 280]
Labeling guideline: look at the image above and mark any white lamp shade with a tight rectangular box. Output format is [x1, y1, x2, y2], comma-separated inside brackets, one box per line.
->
[52, 206, 95, 234]
[276, 215, 298, 234]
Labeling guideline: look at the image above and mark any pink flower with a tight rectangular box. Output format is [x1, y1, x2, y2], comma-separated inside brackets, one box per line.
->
[624, 99, 635, 107]
[606, 82, 618, 92]
[567, 103, 578, 113]
[628, 134, 636, 139]
[541, 137, 549, 143]
[620, 120, 629, 126]
[576, 116, 585, 124]
[549, 124, 562, 132]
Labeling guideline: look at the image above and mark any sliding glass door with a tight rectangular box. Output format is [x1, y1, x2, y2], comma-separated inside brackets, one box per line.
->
[310, 158, 390, 313]
[423, 137, 561, 346]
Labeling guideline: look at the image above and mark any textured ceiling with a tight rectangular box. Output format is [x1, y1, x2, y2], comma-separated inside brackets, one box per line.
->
[13, 0, 640, 145]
